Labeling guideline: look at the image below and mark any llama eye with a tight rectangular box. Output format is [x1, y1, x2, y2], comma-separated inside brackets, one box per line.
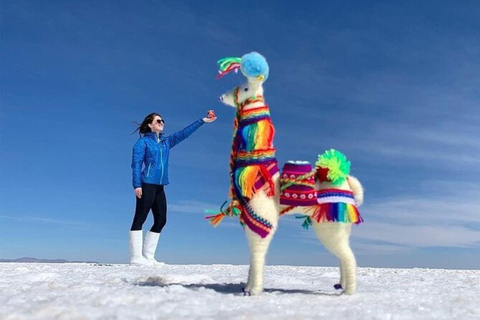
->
[244, 87, 249, 92]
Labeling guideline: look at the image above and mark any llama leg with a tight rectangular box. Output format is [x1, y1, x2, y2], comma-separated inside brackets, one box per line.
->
[340, 260, 347, 289]
[313, 223, 357, 295]
[334, 261, 347, 290]
[244, 265, 253, 293]
[244, 228, 275, 295]
[243, 190, 280, 295]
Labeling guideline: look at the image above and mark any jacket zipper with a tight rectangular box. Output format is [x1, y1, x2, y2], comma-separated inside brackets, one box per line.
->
[147, 163, 151, 177]
[159, 141, 164, 183]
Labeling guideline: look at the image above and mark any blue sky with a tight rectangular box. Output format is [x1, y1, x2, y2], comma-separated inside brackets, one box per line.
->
[1, 0, 479, 269]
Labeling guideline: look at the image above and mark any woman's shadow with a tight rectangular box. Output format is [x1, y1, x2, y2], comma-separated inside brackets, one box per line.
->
[136, 277, 341, 296]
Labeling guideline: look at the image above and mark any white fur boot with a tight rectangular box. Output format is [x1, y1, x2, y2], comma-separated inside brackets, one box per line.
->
[129, 230, 150, 266]
[143, 231, 164, 266]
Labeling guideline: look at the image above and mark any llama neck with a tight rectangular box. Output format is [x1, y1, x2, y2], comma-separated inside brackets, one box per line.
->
[236, 85, 264, 111]
[242, 100, 265, 111]
[238, 93, 266, 111]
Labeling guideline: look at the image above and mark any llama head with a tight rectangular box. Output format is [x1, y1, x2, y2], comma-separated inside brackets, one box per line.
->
[315, 149, 351, 186]
[216, 52, 269, 108]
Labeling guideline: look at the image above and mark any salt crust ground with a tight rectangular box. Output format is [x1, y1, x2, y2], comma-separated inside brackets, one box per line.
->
[0, 263, 479, 319]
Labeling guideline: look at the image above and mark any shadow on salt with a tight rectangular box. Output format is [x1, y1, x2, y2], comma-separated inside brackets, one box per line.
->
[135, 277, 341, 296]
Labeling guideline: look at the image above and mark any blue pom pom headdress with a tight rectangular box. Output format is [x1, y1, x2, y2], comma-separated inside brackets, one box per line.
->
[217, 52, 269, 81]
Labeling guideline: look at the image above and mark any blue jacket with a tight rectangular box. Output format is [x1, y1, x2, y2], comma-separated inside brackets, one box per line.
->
[131, 119, 204, 188]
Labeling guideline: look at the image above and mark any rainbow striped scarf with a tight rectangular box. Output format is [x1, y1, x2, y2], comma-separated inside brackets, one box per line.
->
[231, 105, 277, 198]
[206, 92, 278, 238]
[231, 99, 278, 238]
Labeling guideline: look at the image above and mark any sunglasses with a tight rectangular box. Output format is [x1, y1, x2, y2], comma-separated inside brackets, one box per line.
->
[156, 119, 165, 124]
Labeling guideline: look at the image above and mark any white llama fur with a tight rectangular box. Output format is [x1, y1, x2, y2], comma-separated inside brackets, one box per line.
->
[219, 77, 364, 296]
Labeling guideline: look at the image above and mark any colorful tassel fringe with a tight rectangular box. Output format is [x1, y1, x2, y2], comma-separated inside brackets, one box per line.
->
[205, 200, 242, 227]
[307, 202, 363, 224]
[216, 57, 242, 79]
[295, 215, 313, 230]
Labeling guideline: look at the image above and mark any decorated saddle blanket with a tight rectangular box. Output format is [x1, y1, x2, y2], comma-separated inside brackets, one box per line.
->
[311, 189, 363, 224]
[279, 161, 317, 207]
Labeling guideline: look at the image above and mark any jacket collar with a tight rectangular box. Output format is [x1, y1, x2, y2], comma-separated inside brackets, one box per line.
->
[145, 132, 164, 141]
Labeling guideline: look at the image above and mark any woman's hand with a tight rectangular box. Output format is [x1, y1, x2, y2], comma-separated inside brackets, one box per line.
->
[203, 116, 217, 123]
[135, 188, 142, 198]
[203, 110, 217, 123]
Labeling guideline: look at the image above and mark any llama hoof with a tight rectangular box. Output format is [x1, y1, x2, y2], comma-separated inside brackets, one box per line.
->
[343, 287, 356, 295]
[334, 284, 343, 290]
[249, 287, 262, 295]
[243, 290, 251, 296]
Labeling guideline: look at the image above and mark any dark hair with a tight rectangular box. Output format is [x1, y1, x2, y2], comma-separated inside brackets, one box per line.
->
[132, 113, 162, 136]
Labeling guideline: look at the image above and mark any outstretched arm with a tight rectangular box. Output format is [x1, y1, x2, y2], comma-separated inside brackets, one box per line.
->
[168, 119, 204, 148]
[168, 111, 217, 148]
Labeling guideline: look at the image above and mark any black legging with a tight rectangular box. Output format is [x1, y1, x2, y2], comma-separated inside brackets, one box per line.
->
[130, 183, 167, 233]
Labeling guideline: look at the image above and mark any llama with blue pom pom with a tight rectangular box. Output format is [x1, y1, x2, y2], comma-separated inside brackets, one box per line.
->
[213, 52, 280, 296]
[207, 52, 364, 296]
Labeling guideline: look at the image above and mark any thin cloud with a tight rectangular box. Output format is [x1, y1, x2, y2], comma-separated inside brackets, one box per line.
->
[277, 220, 412, 255]
[169, 200, 227, 214]
[353, 223, 480, 248]
[357, 143, 480, 166]
[351, 241, 409, 254]
[0, 215, 90, 227]
[276, 180, 480, 250]
[365, 181, 480, 226]
[277, 116, 480, 168]
[356, 191, 480, 247]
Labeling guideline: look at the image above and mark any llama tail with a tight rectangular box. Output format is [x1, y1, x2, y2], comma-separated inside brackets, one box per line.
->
[347, 175, 364, 207]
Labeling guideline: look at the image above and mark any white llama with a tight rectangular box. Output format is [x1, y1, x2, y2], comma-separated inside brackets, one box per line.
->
[208, 52, 364, 296]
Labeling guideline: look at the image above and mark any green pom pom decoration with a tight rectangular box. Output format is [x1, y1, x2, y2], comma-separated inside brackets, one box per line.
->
[316, 149, 351, 185]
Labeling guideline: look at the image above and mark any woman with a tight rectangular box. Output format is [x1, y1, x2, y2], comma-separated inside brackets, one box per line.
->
[130, 111, 216, 265]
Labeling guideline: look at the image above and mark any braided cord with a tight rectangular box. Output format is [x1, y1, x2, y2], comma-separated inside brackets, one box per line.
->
[280, 169, 316, 191]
